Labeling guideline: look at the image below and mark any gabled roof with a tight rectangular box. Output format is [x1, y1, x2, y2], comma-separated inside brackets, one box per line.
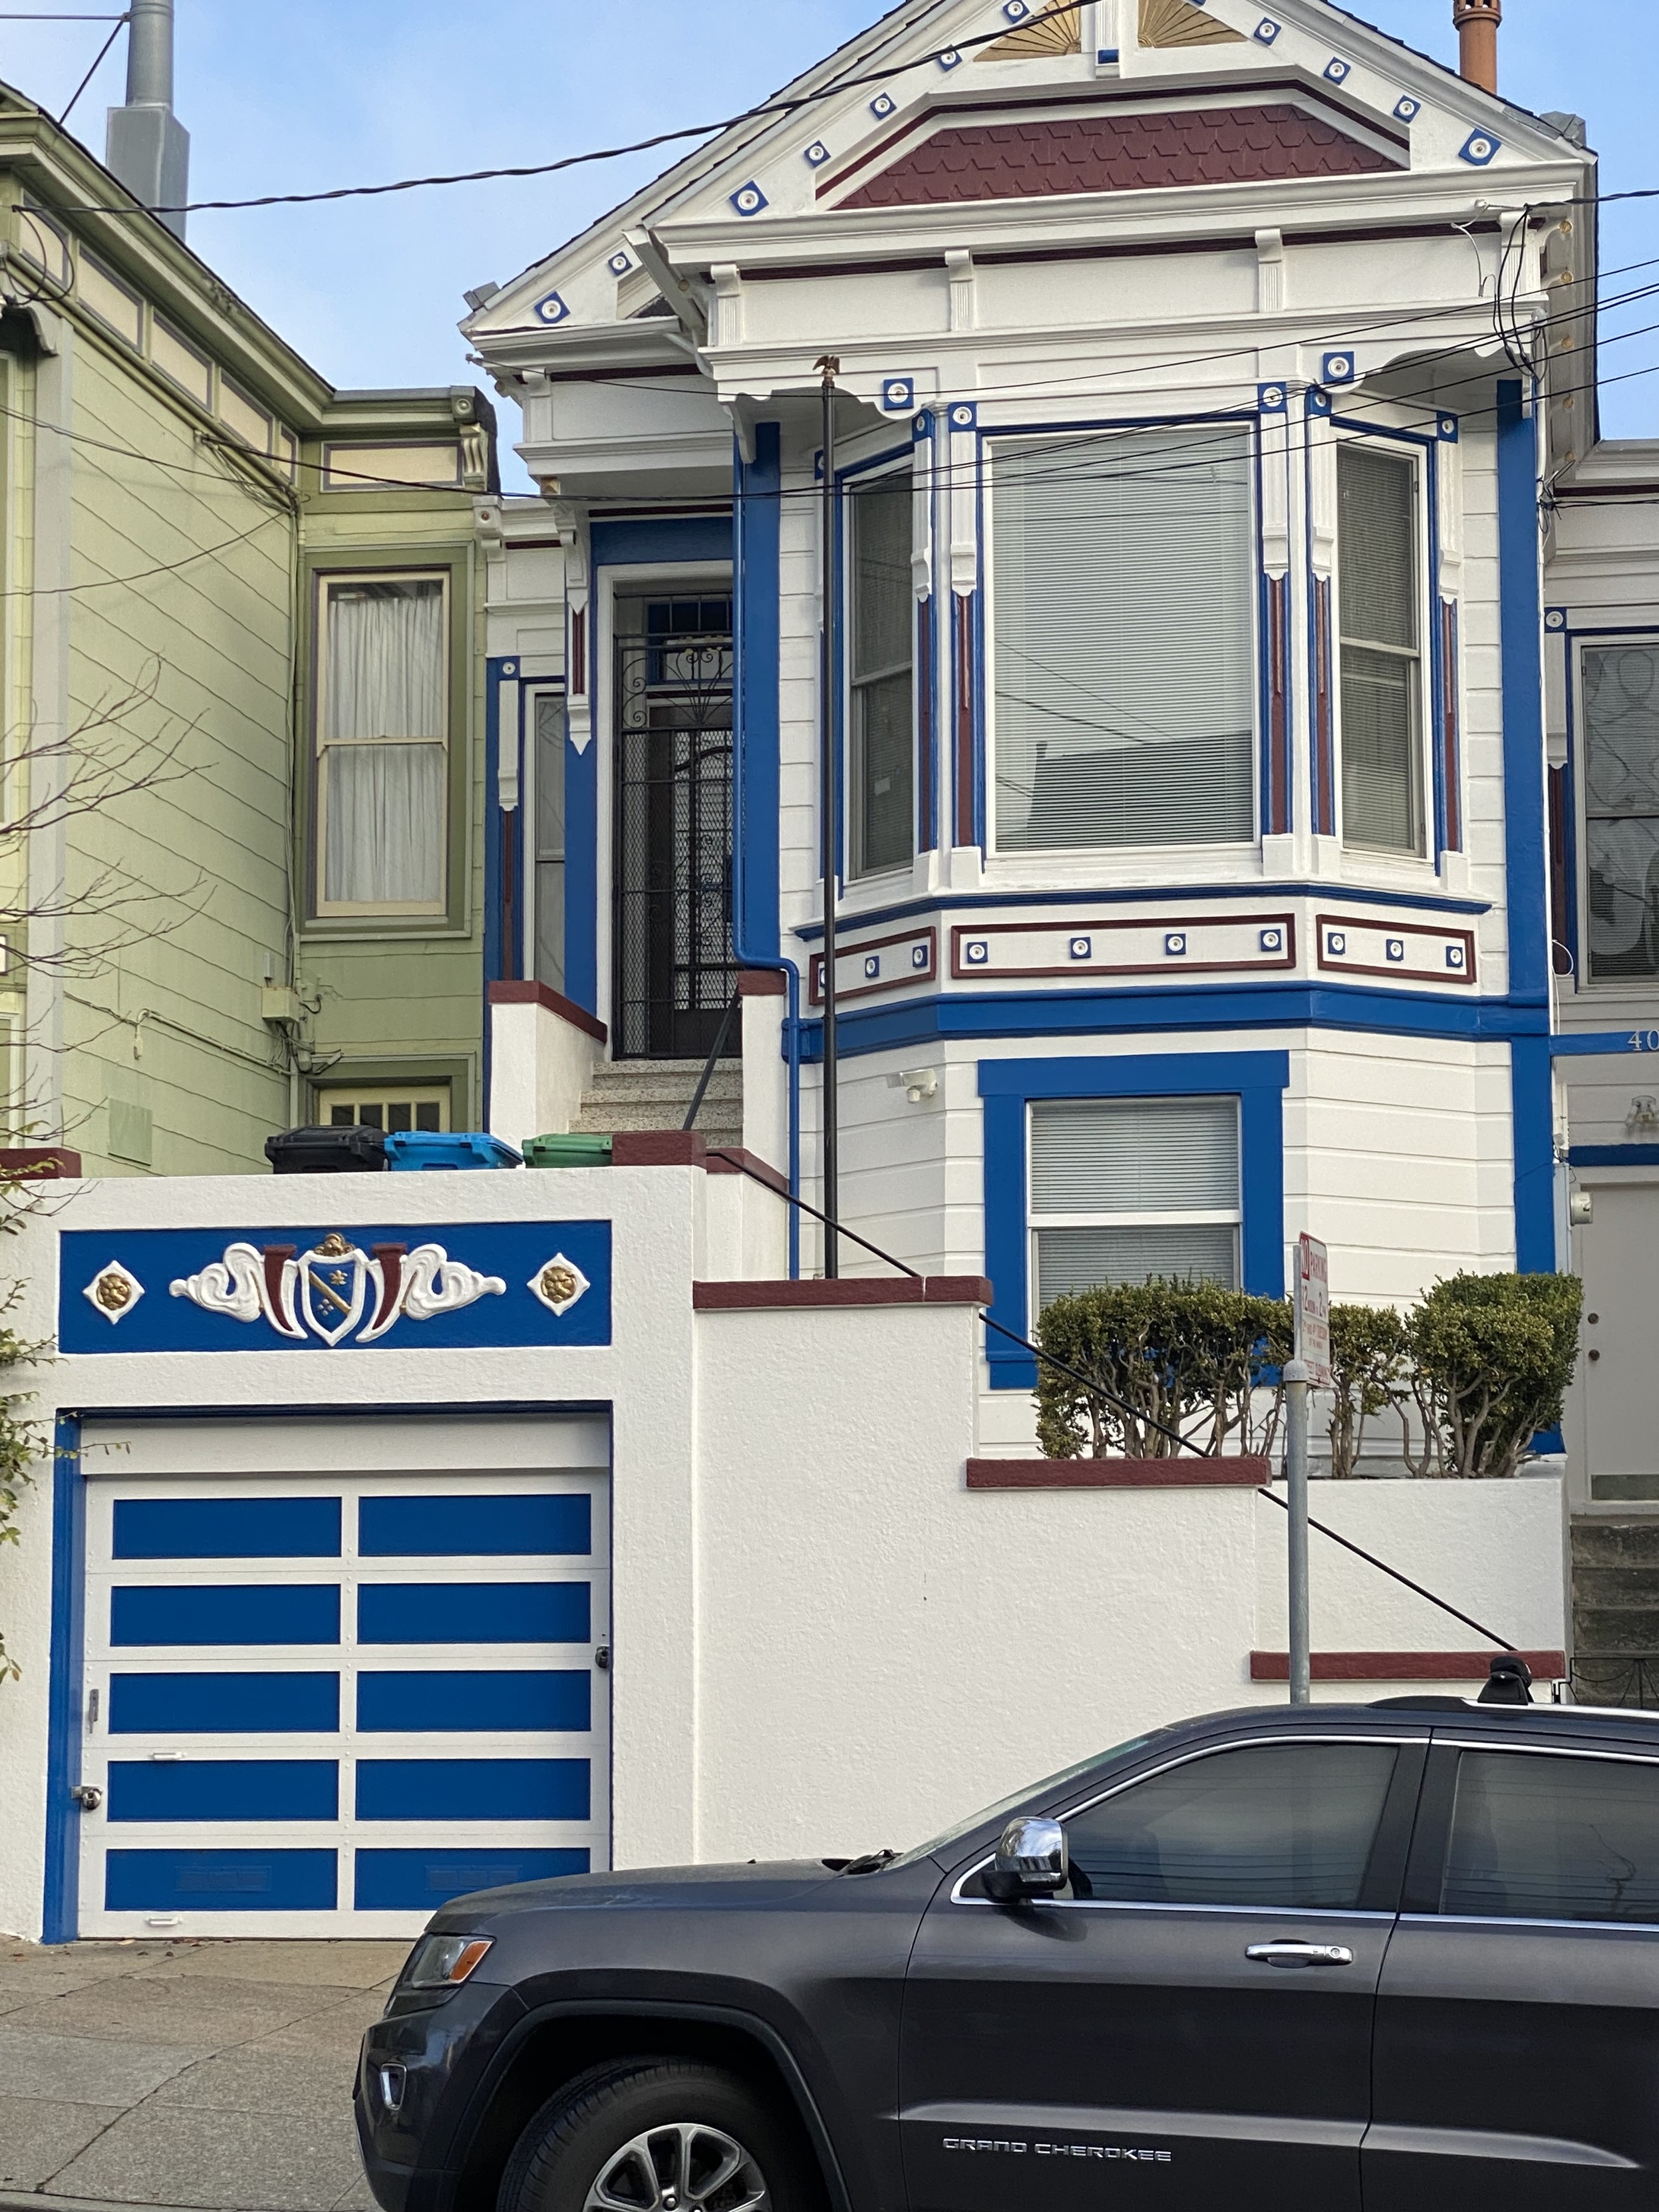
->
[464, 0, 1589, 353]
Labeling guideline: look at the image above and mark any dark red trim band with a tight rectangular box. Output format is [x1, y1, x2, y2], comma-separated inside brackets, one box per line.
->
[1251, 1649, 1565, 1681]
[488, 980, 607, 1042]
[967, 1458, 1268, 1488]
[696, 1275, 991, 1310]
[0, 1146, 80, 1180]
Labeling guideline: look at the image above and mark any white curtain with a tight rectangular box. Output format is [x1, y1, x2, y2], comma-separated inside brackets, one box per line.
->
[323, 581, 446, 904]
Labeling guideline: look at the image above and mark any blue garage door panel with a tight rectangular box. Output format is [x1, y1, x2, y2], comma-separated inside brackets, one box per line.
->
[357, 1670, 589, 1734]
[111, 1585, 341, 1647]
[105, 1849, 339, 1911]
[110, 1672, 341, 1735]
[354, 1847, 589, 1911]
[113, 1498, 342, 1560]
[357, 1583, 589, 1646]
[356, 1758, 590, 1821]
[108, 1760, 339, 1822]
[359, 1495, 590, 1558]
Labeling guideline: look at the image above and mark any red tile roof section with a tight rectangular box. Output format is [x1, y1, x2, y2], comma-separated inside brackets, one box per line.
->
[838, 104, 1398, 209]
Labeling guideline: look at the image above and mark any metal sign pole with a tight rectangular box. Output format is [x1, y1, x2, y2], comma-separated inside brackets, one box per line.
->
[1288, 1233, 1331, 1706]
[816, 355, 840, 1277]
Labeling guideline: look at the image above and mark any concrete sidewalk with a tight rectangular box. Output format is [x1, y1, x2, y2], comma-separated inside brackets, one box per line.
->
[0, 1939, 406, 2212]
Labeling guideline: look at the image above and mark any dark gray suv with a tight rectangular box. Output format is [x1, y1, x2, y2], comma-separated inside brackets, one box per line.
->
[357, 1693, 1659, 2212]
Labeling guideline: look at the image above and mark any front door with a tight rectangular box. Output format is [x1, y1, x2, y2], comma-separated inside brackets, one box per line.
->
[613, 595, 738, 1059]
[901, 1732, 1422, 2212]
[78, 1425, 609, 1937]
[1577, 1181, 1659, 1501]
[1367, 1736, 1659, 2211]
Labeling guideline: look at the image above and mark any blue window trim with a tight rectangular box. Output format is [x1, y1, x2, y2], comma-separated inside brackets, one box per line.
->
[791, 879, 1491, 942]
[1497, 383, 1549, 1014]
[1569, 1144, 1659, 1166]
[978, 1051, 1289, 1390]
[974, 408, 1263, 862]
[1328, 414, 1446, 858]
[43, 1413, 84, 1944]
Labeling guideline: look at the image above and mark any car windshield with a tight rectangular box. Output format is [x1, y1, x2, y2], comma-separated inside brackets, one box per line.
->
[888, 1732, 1159, 1869]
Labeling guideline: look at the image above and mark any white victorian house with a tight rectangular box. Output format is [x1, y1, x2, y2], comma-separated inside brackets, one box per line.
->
[465, 0, 1599, 1458]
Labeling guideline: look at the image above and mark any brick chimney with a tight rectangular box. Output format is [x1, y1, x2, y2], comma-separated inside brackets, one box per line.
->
[1453, 0, 1501, 94]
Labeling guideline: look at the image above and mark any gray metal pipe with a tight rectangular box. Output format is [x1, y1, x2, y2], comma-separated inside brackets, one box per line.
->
[125, 0, 173, 108]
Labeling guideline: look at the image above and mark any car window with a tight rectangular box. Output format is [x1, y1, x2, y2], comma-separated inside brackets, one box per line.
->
[1062, 1741, 1398, 1909]
[1441, 1750, 1659, 1925]
[891, 1731, 1160, 1869]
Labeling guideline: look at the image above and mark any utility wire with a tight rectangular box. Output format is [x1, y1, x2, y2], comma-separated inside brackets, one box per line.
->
[58, 9, 127, 127]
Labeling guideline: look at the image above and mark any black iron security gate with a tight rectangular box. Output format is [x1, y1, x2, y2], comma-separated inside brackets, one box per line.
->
[613, 597, 738, 1059]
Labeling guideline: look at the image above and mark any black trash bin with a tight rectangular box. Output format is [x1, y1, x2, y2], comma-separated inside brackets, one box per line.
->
[265, 1126, 387, 1174]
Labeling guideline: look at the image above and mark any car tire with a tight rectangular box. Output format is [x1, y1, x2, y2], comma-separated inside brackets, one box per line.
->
[498, 2058, 818, 2212]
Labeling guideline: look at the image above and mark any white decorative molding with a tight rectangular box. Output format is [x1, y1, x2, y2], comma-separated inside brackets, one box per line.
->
[945, 248, 977, 333]
[528, 1253, 590, 1317]
[82, 1259, 145, 1325]
[1255, 227, 1286, 315]
[170, 1233, 506, 1348]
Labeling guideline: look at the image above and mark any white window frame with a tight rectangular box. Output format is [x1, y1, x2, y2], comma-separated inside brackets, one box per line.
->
[983, 419, 1261, 865]
[313, 569, 452, 920]
[1333, 430, 1432, 860]
[1575, 630, 1659, 991]
[843, 457, 917, 881]
[1026, 1094, 1243, 1311]
[524, 681, 567, 991]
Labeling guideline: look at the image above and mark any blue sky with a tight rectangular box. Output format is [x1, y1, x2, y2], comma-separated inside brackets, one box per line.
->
[1, 0, 1651, 489]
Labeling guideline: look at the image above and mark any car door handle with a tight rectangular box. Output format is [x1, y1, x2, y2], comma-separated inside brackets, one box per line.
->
[1245, 1941, 1354, 1968]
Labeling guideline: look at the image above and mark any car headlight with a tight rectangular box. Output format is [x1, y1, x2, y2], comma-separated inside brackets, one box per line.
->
[400, 1934, 494, 1991]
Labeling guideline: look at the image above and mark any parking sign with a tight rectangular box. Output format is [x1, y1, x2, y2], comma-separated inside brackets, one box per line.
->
[1296, 1233, 1332, 1386]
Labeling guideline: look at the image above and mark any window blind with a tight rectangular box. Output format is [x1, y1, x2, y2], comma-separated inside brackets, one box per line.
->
[1338, 445, 1422, 854]
[850, 474, 914, 875]
[1036, 1223, 1239, 1307]
[1030, 1098, 1240, 1215]
[1583, 645, 1659, 980]
[990, 427, 1255, 851]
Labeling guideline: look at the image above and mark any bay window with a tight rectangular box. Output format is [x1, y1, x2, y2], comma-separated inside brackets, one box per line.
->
[1583, 642, 1659, 980]
[847, 470, 914, 876]
[315, 573, 449, 915]
[1337, 443, 1424, 854]
[1029, 1095, 1241, 1311]
[990, 425, 1255, 851]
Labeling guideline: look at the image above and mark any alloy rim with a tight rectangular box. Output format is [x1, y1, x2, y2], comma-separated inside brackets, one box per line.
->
[585, 2124, 770, 2212]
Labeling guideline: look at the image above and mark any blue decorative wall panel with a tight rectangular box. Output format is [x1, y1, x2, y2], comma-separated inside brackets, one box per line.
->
[353, 1846, 587, 1910]
[109, 1672, 341, 1735]
[356, 1581, 590, 1646]
[357, 1494, 591, 1558]
[60, 1220, 612, 1355]
[104, 1849, 337, 1911]
[108, 1759, 339, 1823]
[111, 1584, 341, 1647]
[356, 1669, 590, 1734]
[113, 1498, 342, 1559]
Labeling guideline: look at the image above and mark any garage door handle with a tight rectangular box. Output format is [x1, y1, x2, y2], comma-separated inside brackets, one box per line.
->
[1245, 1941, 1353, 1968]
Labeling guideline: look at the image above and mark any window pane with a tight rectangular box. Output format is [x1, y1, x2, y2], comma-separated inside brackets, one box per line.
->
[1442, 1751, 1659, 1924]
[1065, 1742, 1397, 1909]
[1338, 446, 1416, 651]
[1036, 1223, 1238, 1307]
[323, 742, 445, 905]
[851, 478, 912, 681]
[1031, 1097, 1239, 1215]
[991, 428, 1255, 850]
[1583, 647, 1659, 982]
[1342, 646, 1420, 853]
[325, 579, 445, 742]
[853, 671, 913, 874]
[850, 476, 913, 876]
[535, 693, 566, 992]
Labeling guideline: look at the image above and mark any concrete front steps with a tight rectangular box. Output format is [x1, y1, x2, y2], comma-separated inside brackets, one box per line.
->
[573, 1058, 743, 1152]
[1571, 1517, 1659, 1707]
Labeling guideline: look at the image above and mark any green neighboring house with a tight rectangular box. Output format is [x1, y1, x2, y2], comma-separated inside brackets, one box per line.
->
[0, 80, 495, 1175]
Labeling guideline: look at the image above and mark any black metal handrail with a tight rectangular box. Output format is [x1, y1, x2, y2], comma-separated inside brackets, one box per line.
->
[1570, 1653, 1659, 1707]
[681, 987, 742, 1134]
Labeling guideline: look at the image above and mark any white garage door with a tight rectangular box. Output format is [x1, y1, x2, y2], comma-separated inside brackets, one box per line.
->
[77, 1418, 609, 1937]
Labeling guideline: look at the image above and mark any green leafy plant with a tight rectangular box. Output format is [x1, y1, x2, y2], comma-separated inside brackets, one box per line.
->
[1402, 1271, 1583, 1480]
[1325, 1302, 1410, 1478]
[1034, 1281, 1292, 1460]
[0, 1275, 41, 1682]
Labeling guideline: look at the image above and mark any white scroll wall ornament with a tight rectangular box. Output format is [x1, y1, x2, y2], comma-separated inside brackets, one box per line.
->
[169, 1231, 506, 1348]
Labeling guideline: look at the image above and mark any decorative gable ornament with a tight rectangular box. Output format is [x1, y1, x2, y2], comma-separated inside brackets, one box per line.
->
[169, 1231, 506, 1348]
[1459, 129, 1501, 166]
[1138, 0, 1243, 47]
[730, 181, 768, 216]
[83, 1259, 144, 1324]
[977, 1, 1085, 59]
[528, 1254, 590, 1318]
[533, 291, 570, 327]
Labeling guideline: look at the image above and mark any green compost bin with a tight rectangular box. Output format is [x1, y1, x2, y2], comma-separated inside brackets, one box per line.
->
[522, 1132, 613, 1168]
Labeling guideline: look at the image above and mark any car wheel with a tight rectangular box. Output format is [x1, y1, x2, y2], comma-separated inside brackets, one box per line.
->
[498, 2058, 816, 2212]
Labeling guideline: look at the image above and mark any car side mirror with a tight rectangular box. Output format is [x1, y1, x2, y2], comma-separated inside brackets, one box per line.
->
[983, 1816, 1068, 1903]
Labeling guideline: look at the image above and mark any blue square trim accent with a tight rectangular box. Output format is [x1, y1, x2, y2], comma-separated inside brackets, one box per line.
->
[1098, 48, 1120, 62]
[870, 91, 895, 118]
[1544, 607, 1568, 632]
[1459, 130, 1501, 166]
[606, 250, 631, 277]
[1386, 937, 1406, 963]
[1394, 94, 1421, 122]
[864, 955, 881, 980]
[964, 939, 989, 965]
[881, 376, 916, 413]
[533, 291, 569, 327]
[1069, 936, 1092, 960]
[1446, 944, 1467, 969]
[1258, 381, 1288, 414]
[1327, 929, 1347, 955]
[947, 401, 977, 430]
[938, 47, 962, 68]
[804, 141, 830, 167]
[1437, 414, 1460, 442]
[730, 181, 768, 216]
[913, 408, 935, 440]
[1306, 387, 1333, 416]
[1259, 927, 1283, 953]
[1164, 932, 1188, 956]
[1324, 57, 1350, 81]
[911, 943, 929, 969]
[1322, 351, 1357, 385]
[1003, 1, 1030, 17]
[1253, 18, 1280, 43]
